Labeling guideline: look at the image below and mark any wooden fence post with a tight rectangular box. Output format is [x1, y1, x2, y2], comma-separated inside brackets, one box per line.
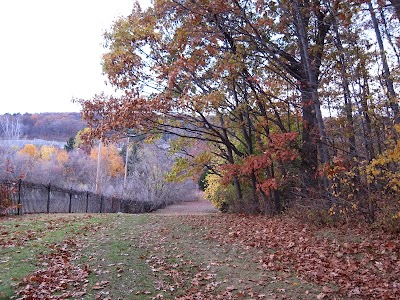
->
[85, 192, 89, 213]
[100, 196, 103, 213]
[47, 184, 51, 213]
[68, 189, 73, 213]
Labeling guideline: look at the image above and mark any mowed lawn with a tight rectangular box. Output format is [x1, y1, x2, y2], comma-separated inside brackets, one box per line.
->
[0, 213, 398, 299]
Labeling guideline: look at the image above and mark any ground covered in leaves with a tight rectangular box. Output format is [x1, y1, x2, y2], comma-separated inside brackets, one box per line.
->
[0, 212, 398, 299]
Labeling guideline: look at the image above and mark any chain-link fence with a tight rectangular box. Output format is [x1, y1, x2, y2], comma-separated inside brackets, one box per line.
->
[1, 180, 161, 215]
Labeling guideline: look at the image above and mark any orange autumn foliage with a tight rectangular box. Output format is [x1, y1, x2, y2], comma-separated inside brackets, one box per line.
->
[90, 144, 124, 177]
[18, 144, 38, 157]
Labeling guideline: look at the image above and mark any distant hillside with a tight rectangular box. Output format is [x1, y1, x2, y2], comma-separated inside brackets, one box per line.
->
[1, 139, 65, 148]
[0, 112, 85, 142]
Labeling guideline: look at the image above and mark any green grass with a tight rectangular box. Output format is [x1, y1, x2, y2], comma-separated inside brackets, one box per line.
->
[79, 214, 324, 299]
[80, 214, 158, 299]
[1, 214, 326, 299]
[0, 214, 106, 299]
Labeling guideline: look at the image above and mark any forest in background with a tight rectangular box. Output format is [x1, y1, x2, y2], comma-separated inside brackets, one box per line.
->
[0, 112, 84, 142]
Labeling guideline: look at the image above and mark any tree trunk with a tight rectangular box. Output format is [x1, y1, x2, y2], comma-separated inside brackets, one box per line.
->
[331, 15, 357, 159]
[368, 0, 400, 124]
[220, 114, 243, 202]
[292, 0, 331, 191]
[299, 84, 319, 188]
[359, 58, 375, 161]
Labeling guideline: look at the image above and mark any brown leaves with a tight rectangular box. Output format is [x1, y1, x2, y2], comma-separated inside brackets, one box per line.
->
[16, 239, 91, 299]
[92, 280, 109, 290]
[13, 216, 101, 300]
[139, 215, 311, 300]
[183, 214, 400, 299]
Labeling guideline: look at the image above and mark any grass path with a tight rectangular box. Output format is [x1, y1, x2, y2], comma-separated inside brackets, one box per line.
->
[151, 199, 219, 215]
[1, 203, 398, 299]
[81, 214, 322, 299]
[1, 212, 323, 299]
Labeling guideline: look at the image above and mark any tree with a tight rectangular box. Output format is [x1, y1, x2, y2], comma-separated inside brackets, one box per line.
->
[88, 143, 124, 194]
[389, 0, 400, 22]
[18, 144, 37, 158]
[39, 145, 56, 161]
[0, 114, 22, 140]
[367, 0, 400, 124]
[78, 1, 332, 211]
[64, 137, 75, 152]
[77, 0, 400, 216]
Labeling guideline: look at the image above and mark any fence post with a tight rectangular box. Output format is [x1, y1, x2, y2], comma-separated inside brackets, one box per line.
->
[17, 179, 22, 215]
[68, 189, 72, 213]
[47, 184, 51, 213]
[100, 196, 103, 213]
[85, 192, 89, 213]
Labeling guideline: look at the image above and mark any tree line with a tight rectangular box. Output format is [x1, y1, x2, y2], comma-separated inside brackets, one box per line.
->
[0, 113, 84, 142]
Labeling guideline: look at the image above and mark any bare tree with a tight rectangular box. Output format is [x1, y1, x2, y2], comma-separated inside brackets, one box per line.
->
[0, 115, 23, 140]
[123, 144, 199, 210]
[367, 0, 400, 124]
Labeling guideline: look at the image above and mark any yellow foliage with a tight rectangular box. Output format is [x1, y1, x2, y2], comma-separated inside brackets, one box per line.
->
[75, 128, 91, 148]
[166, 150, 213, 183]
[166, 157, 190, 182]
[39, 145, 56, 161]
[204, 173, 226, 209]
[90, 144, 124, 177]
[365, 124, 400, 192]
[56, 150, 69, 165]
[18, 144, 38, 157]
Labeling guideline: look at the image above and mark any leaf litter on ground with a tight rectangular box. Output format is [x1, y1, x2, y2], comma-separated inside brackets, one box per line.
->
[2, 212, 399, 299]
[181, 214, 399, 299]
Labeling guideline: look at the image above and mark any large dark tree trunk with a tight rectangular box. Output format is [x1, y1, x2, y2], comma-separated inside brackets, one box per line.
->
[292, 0, 331, 192]
[299, 83, 319, 188]
[230, 0, 332, 191]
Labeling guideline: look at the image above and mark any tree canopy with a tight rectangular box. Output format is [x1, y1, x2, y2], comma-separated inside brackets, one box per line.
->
[79, 0, 400, 218]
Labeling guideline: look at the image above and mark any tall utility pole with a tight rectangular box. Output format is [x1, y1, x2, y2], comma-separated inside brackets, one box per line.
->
[95, 141, 102, 194]
[123, 136, 130, 190]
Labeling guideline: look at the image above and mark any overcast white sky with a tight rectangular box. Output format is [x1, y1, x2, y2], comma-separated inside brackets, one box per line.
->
[0, 0, 151, 114]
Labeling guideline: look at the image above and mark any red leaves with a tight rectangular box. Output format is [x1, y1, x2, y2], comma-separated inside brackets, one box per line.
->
[0, 228, 42, 249]
[258, 179, 278, 196]
[185, 215, 400, 299]
[221, 132, 298, 196]
[0, 183, 18, 215]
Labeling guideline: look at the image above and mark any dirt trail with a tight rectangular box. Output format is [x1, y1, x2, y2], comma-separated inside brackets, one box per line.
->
[152, 199, 219, 215]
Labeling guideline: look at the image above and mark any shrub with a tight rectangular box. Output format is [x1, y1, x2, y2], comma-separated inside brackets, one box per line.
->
[0, 183, 17, 215]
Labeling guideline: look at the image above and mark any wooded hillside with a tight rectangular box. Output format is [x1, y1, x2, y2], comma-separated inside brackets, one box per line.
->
[0, 113, 84, 142]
